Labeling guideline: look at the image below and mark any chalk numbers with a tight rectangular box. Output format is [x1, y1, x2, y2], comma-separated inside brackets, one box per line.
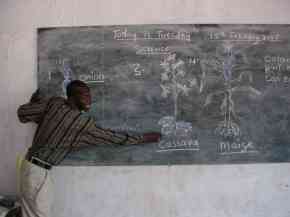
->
[131, 63, 145, 77]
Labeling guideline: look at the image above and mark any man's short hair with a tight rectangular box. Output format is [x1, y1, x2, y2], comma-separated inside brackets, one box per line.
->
[66, 80, 89, 97]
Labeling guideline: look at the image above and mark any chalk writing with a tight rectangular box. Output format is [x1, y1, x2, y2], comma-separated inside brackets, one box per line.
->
[113, 28, 137, 41]
[51, 57, 68, 66]
[218, 141, 258, 155]
[130, 63, 144, 76]
[264, 55, 290, 83]
[79, 71, 105, 83]
[208, 31, 281, 42]
[265, 64, 283, 72]
[135, 45, 170, 55]
[265, 75, 281, 83]
[112, 28, 191, 41]
[187, 56, 200, 65]
[265, 75, 290, 83]
[157, 139, 200, 152]
[50, 56, 81, 66]
[143, 31, 151, 39]
[156, 30, 191, 41]
[264, 55, 290, 64]
[209, 31, 226, 40]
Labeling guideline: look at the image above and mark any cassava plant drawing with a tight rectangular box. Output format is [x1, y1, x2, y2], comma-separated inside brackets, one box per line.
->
[160, 53, 198, 118]
[159, 53, 198, 137]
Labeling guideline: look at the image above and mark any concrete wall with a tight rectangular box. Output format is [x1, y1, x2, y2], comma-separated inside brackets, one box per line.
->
[1, 0, 290, 216]
[51, 165, 290, 217]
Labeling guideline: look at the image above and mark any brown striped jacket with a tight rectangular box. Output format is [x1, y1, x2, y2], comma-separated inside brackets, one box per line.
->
[17, 97, 142, 165]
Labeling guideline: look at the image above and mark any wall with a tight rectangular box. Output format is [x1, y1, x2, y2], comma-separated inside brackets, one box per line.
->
[1, 0, 290, 216]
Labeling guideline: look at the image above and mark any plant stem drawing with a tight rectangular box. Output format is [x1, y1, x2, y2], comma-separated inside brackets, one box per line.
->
[160, 53, 197, 120]
[203, 44, 262, 139]
[159, 53, 198, 138]
[217, 47, 240, 138]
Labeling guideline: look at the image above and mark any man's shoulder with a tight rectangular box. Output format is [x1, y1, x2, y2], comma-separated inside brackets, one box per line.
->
[44, 96, 67, 110]
[49, 96, 66, 104]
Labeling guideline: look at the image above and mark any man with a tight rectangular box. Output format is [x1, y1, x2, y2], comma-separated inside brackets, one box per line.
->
[17, 80, 161, 217]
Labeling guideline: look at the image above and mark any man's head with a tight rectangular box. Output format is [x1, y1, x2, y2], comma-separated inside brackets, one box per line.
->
[66, 80, 91, 112]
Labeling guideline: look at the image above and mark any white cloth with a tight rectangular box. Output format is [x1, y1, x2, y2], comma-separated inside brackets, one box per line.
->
[0, 206, 8, 217]
[20, 159, 52, 217]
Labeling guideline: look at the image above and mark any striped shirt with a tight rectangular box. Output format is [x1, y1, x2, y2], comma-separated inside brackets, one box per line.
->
[17, 97, 142, 165]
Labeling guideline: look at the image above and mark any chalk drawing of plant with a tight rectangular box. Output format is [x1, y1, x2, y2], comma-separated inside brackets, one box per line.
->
[159, 53, 198, 138]
[203, 44, 261, 138]
[160, 53, 198, 119]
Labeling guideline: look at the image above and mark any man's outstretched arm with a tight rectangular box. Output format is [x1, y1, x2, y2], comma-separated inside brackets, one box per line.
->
[78, 119, 161, 147]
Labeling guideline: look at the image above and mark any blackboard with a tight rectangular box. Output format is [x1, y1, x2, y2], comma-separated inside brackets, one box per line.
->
[38, 24, 290, 165]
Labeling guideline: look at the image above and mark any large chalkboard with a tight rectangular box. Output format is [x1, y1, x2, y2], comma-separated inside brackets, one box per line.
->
[38, 24, 290, 165]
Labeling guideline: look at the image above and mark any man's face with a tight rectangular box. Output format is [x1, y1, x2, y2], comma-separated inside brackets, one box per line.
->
[74, 87, 92, 112]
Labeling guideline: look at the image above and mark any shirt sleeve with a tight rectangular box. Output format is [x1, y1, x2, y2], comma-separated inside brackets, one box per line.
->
[78, 119, 143, 146]
[17, 98, 50, 124]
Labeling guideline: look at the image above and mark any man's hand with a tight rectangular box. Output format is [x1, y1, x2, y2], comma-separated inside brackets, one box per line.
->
[142, 132, 161, 143]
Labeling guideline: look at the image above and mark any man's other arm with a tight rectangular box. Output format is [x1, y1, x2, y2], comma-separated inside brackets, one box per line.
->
[17, 89, 49, 124]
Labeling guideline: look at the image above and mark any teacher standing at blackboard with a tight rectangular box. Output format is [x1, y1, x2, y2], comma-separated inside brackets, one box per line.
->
[17, 80, 161, 217]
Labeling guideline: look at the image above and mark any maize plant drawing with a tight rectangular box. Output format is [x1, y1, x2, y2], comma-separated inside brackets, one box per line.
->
[203, 44, 262, 138]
